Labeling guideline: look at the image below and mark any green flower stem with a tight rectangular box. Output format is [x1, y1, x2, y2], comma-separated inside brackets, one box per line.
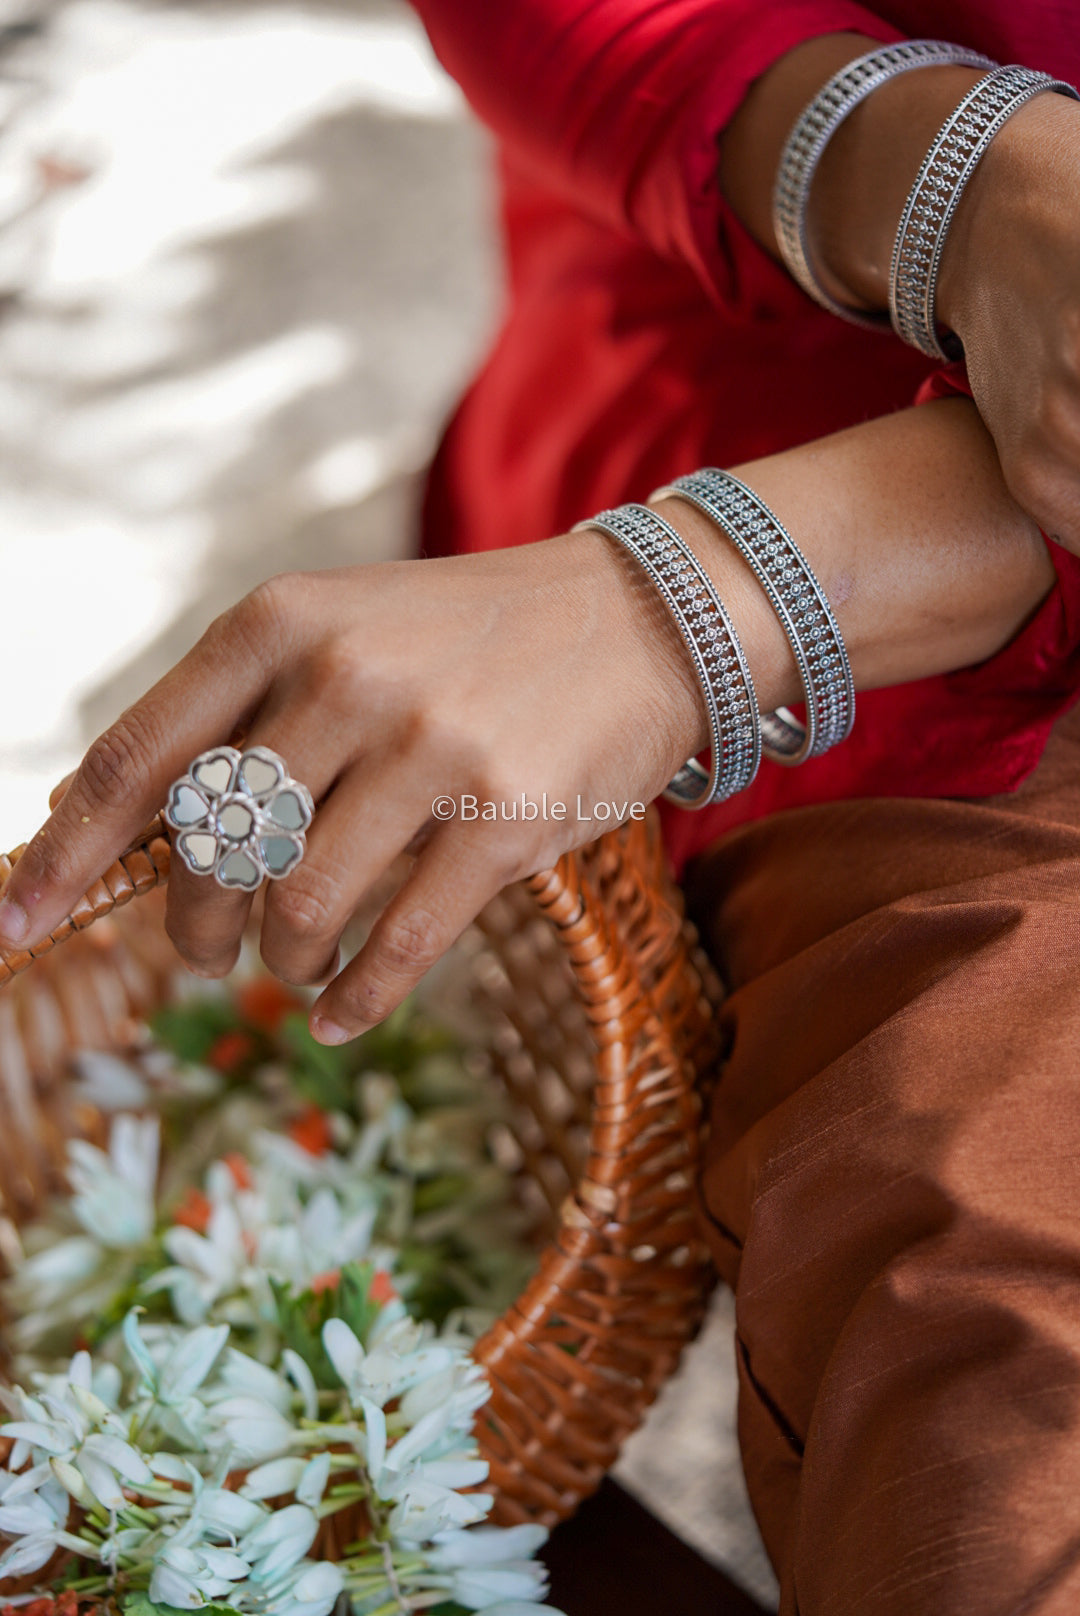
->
[316, 1494, 364, 1521]
[344, 1554, 424, 1577]
[298, 1419, 364, 1443]
[62, 1576, 115, 1596]
[121, 1504, 161, 1526]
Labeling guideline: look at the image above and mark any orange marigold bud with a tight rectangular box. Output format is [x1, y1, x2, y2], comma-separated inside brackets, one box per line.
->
[237, 976, 302, 1033]
[222, 1151, 253, 1191]
[369, 1269, 397, 1305]
[206, 1030, 257, 1073]
[174, 1187, 212, 1234]
[288, 1105, 333, 1157]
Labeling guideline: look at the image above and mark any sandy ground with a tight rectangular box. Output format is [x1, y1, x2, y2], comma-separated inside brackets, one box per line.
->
[0, 1, 778, 1603]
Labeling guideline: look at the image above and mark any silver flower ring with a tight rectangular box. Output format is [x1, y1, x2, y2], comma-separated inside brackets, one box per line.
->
[164, 745, 314, 891]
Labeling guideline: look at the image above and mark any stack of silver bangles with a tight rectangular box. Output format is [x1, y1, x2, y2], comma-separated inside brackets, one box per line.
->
[575, 472, 854, 809]
[772, 41, 1079, 358]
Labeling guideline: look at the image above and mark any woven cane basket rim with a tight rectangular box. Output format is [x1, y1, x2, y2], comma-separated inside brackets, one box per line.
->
[0, 810, 721, 1534]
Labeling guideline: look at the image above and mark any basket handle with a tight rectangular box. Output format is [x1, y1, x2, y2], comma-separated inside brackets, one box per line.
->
[0, 818, 172, 988]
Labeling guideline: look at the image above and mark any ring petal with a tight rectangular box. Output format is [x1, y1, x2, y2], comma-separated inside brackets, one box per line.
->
[259, 834, 305, 878]
[165, 781, 210, 830]
[191, 748, 241, 800]
[216, 846, 264, 890]
[238, 747, 285, 800]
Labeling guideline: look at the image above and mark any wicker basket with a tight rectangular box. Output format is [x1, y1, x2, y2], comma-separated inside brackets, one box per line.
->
[0, 809, 722, 1530]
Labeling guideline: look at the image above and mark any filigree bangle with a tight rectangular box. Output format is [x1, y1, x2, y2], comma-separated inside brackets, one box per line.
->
[889, 64, 1080, 358]
[653, 470, 854, 767]
[574, 503, 762, 808]
[773, 39, 994, 328]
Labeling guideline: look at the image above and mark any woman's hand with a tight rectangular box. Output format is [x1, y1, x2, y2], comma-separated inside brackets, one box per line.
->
[721, 35, 1080, 551]
[0, 537, 706, 1042]
[0, 400, 1050, 1042]
[936, 90, 1080, 553]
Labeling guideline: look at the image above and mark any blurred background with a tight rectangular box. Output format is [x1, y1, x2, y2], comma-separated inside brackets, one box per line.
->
[0, 0, 778, 1604]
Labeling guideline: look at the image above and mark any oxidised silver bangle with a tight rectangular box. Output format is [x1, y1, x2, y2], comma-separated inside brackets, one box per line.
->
[574, 503, 761, 808]
[773, 39, 993, 328]
[889, 64, 1080, 358]
[653, 470, 854, 766]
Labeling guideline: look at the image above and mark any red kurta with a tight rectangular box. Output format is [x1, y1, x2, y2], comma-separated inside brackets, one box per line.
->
[413, 0, 1080, 872]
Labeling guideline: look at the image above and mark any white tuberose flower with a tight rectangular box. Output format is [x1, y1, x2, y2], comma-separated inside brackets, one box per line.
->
[124, 1310, 228, 1448]
[258, 1557, 344, 1616]
[424, 1525, 559, 1611]
[205, 1348, 303, 1465]
[68, 1115, 159, 1248]
[0, 1470, 74, 1580]
[150, 1538, 251, 1610]
[0, 1351, 152, 1575]
[322, 1316, 457, 1411]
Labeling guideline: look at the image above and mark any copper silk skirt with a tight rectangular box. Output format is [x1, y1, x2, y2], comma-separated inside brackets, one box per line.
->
[690, 701, 1080, 1616]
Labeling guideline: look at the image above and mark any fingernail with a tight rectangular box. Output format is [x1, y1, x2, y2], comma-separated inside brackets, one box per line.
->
[0, 896, 29, 947]
[310, 1016, 350, 1046]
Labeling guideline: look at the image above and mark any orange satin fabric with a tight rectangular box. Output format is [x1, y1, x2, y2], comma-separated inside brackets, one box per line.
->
[691, 702, 1080, 1615]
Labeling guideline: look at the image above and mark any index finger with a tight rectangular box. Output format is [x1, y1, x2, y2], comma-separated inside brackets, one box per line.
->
[0, 592, 280, 951]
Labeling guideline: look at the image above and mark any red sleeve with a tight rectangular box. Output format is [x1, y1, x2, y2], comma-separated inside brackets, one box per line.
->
[411, 0, 901, 302]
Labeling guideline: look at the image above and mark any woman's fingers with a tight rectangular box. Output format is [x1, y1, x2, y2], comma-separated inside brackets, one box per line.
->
[258, 763, 433, 988]
[165, 859, 253, 979]
[161, 645, 424, 977]
[48, 772, 76, 811]
[0, 588, 286, 952]
[309, 826, 512, 1044]
[161, 710, 351, 979]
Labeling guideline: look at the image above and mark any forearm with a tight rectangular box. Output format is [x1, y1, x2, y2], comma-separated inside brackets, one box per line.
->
[647, 398, 1053, 756]
[717, 33, 993, 316]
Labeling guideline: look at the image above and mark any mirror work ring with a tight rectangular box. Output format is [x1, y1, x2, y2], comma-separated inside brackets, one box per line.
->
[164, 745, 314, 891]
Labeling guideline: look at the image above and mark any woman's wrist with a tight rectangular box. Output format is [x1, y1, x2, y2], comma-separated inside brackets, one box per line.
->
[648, 497, 800, 715]
[807, 62, 987, 313]
[933, 89, 1077, 340]
[561, 525, 713, 769]
[650, 401, 1050, 716]
[719, 36, 989, 316]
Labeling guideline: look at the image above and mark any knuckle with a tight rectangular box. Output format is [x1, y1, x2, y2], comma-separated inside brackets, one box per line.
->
[1006, 460, 1072, 544]
[81, 711, 157, 810]
[216, 575, 304, 666]
[1004, 445, 1053, 523]
[474, 763, 520, 811]
[404, 700, 486, 772]
[304, 638, 367, 710]
[245, 573, 296, 631]
[376, 907, 444, 982]
[1057, 312, 1080, 381]
[489, 840, 534, 888]
[164, 918, 235, 976]
[341, 983, 396, 1028]
[1037, 388, 1080, 458]
[263, 865, 339, 945]
[10, 825, 77, 906]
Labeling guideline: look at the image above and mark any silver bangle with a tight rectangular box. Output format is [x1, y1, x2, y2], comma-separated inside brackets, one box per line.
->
[890, 64, 1080, 358]
[773, 40, 994, 327]
[653, 470, 854, 766]
[574, 503, 761, 808]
